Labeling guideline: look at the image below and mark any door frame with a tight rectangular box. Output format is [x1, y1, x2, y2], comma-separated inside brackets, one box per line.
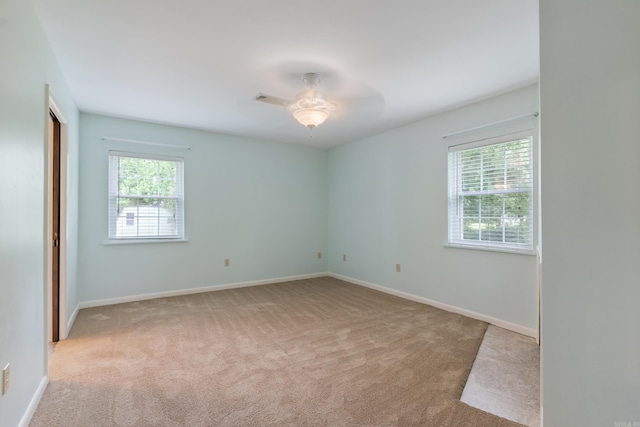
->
[49, 108, 60, 342]
[46, 87, 68, 344]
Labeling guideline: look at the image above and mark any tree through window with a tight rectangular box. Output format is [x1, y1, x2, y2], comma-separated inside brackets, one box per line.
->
[108, 152, 184, 239]
[448, 134, 533, 251]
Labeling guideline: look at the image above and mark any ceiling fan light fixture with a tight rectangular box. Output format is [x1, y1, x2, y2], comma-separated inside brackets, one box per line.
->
[254, 72, 337, 131]
[287, 74, 336, 129]
[292, 108, 330, 129]
[288, 93, 336, 129]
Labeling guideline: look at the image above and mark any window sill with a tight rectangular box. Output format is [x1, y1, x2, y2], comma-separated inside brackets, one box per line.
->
[103, 237, 189, 246]
[444, 242, 535, 256]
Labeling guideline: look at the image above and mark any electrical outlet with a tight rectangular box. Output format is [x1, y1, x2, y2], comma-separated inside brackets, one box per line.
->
[343, 254, 347, 262]
[2, 364, 9, 396]
[317, 252, 322, 259]
[224, 258, 230, 267]
[396, 263, 401, 273]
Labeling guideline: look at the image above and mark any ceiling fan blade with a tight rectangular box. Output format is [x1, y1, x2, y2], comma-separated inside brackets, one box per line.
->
[254, 93, 290, 107]
[332, 92, 386, 119]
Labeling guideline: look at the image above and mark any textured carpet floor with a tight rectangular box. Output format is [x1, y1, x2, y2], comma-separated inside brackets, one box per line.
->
[30, 277, 523, 426]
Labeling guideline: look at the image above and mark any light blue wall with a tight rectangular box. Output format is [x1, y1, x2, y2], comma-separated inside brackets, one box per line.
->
[0, 0, 79, 425]
[540, 0, 640, 425]
[328, 84, 539, 332]
[78, 114, 328, 302]
[80, 87, 539, 333]
[62, 108, 80, 335]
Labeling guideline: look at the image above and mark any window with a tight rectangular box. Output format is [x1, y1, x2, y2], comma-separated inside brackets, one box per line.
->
[108, 151, 184, 240]
[448, 133, 533, 251]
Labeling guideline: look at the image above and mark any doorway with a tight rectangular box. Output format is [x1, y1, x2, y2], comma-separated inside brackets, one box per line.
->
[47, 91, 68, 348]
[49, 109, 61, 342]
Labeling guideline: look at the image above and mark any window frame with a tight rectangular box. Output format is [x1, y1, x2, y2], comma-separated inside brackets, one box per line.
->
[447, 131, 536, 254]
[108, 151, 185, 242]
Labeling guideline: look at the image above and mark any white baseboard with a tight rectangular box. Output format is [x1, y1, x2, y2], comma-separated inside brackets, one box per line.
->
[329, 273, 538, 338]
[78, 272, 329, 309]
[75, 271, 536, 339]
[64, 304, 80, 339]
[19, 376, 48, 427]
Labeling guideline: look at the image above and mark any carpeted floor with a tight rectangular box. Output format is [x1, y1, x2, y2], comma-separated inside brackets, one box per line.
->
[30, 277, 523, 426]
[462, 326, 540, 427]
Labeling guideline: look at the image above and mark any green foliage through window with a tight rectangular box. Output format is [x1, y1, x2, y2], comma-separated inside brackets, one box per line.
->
[109, 152, 184, 239]
[448, 136, 533, 250]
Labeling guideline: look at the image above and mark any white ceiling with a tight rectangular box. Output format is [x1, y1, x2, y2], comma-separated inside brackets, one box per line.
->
[34, 0, 539, 148]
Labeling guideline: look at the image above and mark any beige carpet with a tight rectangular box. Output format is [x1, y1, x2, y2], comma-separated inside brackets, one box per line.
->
[461, 326, 540, 427]
[30, 277, 523, 426]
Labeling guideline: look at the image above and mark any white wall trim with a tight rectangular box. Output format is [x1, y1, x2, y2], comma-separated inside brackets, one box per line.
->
[66, 303, 80, 337]
[329, 273, 537, 338]
[78, 272, 328, 309]
[18, 376, 48, 427]
[75, 271, 536, 338]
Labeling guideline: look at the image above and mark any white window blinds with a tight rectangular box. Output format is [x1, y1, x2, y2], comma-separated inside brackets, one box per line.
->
[448, 134, 533, 251]
[108, 151, 184, 240]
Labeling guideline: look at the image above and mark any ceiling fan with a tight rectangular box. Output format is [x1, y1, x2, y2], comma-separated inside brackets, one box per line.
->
[254, 73, 337, 130]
